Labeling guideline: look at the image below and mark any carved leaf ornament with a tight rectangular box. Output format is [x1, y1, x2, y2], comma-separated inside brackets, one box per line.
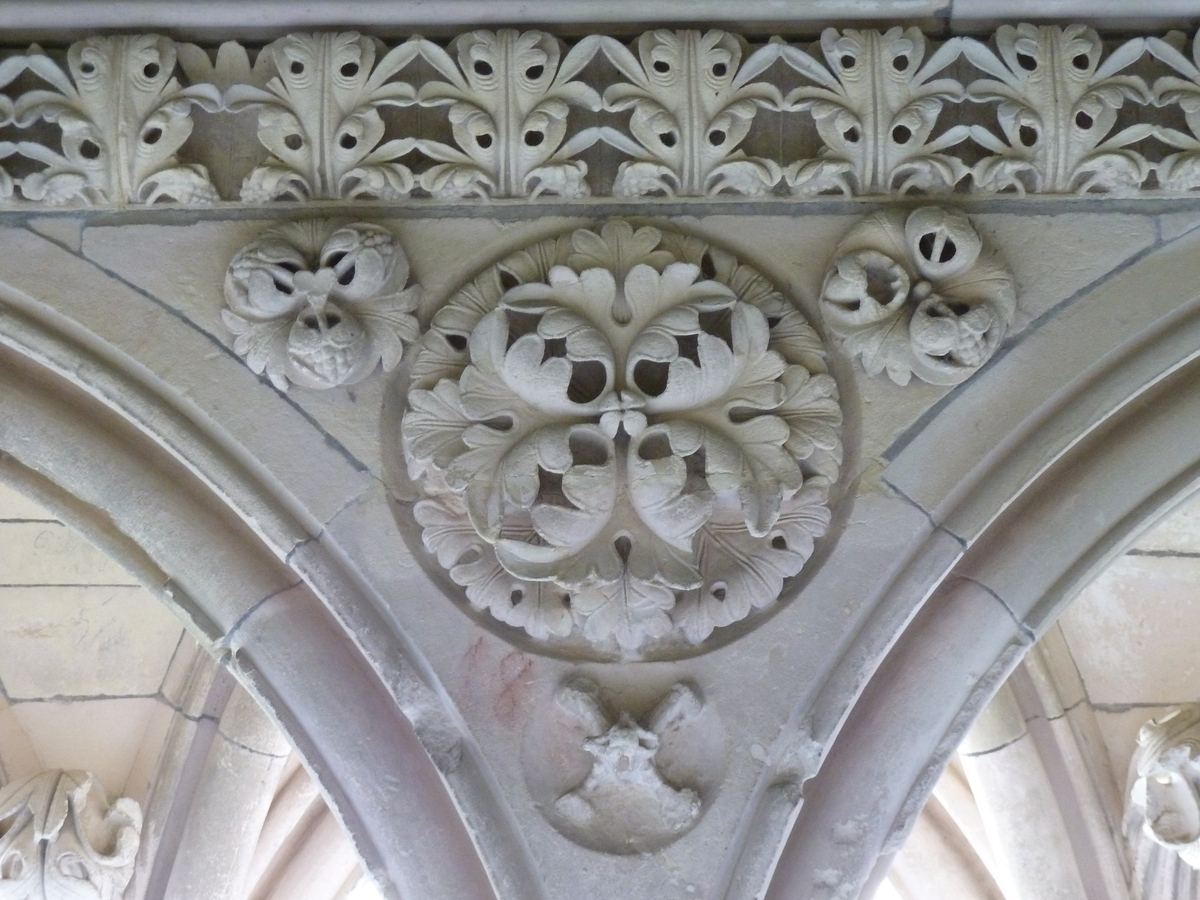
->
[401, 221, 841, 656]
[822, 206, 1016, 385]
[0, 770, 143, 900]
[223, 221, 420, 391]
[12, 27, 1200, 202]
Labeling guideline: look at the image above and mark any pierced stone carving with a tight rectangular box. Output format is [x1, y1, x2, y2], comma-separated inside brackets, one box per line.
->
[14, 36, 221, 205]
[821, 206, 1016, 385]
[223, 220, 420, 390]
[782, 28, 971, 196]
[0, 770, 143, 899]
[593, 31, 783, 196]
[1129, 705, 1200, 868]
[226, 33, 422, 201]
[416, 31, 603, 198]
[1150, 32, 1200, 191]
[965, 25, 1152, 195]
[401, 221, 840, 657]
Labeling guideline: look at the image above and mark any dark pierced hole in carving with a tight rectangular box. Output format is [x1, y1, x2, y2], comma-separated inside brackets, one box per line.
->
[729, 404, 767, 423]
[766, 315, 781, 328]
[1072, 53, 1090, 70]
[340, 133, 358, 149]
[683, 448, 707, 494]
[1075, 110, 1093, 129]
[1018, 125, 1038, 147]
[711, 585, 726, 601]
[771, 535, 787, 550]
[567, 361, 608, 404]
[477, 133, 494, 149]
[843, 126, 860, 144]
[918, 232, 956, 263]
[1017, 52, 1037, 71]
[698, 308, 734, 350]
[325, 251, 347, 269]
[654, 60, 670, 74]
[892, 124, 912, 144]
[447, 334, 468, 351]
[144, 62, 160, 78]
[709, 129, 726, 146]
[569, 430, 609, 466]
[80, 62, 96, 75]
[526, 65, 545, 79]
[537, 468, 574, 508]
[284, 133, 303, 151]
[928, 299, 971, 317]
[341, 62, 360, 77]
[505, 310, 542, 349]
[614, 535, 632, 563]
[541, 336, 568, 362]
[700, 251, 717, 280]
[481, 415, 513, 432]
[660, 131, 677, 148]
[840, 54, 855, 69]
[676, 333, 701, 366]
[633, 360, 670, 397]
[273, 277, 294, 294]
[279, 261, 303, 273]
[638, 431, 672, 461]
[510, 589, 523, 604]
[337, 264, 356, 286]
[143, 127, 162, 145]
[893, 54, 909, 72]
[474, 60, 493, 76]
[525, 130, 545, 147]
[80, 140, 101, 160]
[713, 62, 727, 77]
[303, 312, 340, 330]
[290, 60, 305, 75]
[499, 269, 520, 291]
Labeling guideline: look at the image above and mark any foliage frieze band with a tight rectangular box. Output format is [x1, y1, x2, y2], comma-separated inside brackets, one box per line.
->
[8, 25, 1200, 205]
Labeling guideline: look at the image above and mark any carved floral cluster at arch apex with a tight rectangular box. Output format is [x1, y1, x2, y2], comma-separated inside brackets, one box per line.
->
[16, 25, 1200, 203]
[400, 221, 842, 657]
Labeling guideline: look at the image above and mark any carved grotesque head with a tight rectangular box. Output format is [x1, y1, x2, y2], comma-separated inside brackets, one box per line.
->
[1132, 704, 1200, 868]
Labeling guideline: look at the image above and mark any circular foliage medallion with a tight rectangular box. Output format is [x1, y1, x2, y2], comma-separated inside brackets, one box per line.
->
[400, 221, 842, 658]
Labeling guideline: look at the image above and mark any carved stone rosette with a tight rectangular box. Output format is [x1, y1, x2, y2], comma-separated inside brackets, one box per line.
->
[222, 220, 421, 391]
[821, 206, 1016, 386]
[0, 770, 143, 900]
[400, 220, 842, 658]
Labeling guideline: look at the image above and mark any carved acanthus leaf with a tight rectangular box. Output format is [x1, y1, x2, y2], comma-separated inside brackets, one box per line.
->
[227, 32, 421, 201]
[400, 221, 840, 657]
[222, 220, 420, 390]
[782, 28, 971, 196]
[592, 30, 783, 196]
[965, 24, 1152, 195]
[0, 770, 143, 900]
[15, 36, 220, 205]
[416, 30, 603, 198]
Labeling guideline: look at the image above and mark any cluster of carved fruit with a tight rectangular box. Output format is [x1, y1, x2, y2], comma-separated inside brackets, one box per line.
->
[12, 26, 1200, 204]
[400, 222, 842, 656]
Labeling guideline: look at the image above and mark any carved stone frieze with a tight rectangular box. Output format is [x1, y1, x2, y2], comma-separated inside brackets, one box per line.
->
[1129, 705, 1200, 869]
[0, 770, 143, 900]
[6, 26, 1200, 205]
[821, 206, 1016, 385]
[223, 220, 420, 390]
[522, 678, 724, 854]
[399, 220, 841, 657]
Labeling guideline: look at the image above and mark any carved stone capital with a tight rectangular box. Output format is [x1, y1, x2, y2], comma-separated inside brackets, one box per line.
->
[0, 770, 143, 900]
[1130, 705, 1200, 868]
